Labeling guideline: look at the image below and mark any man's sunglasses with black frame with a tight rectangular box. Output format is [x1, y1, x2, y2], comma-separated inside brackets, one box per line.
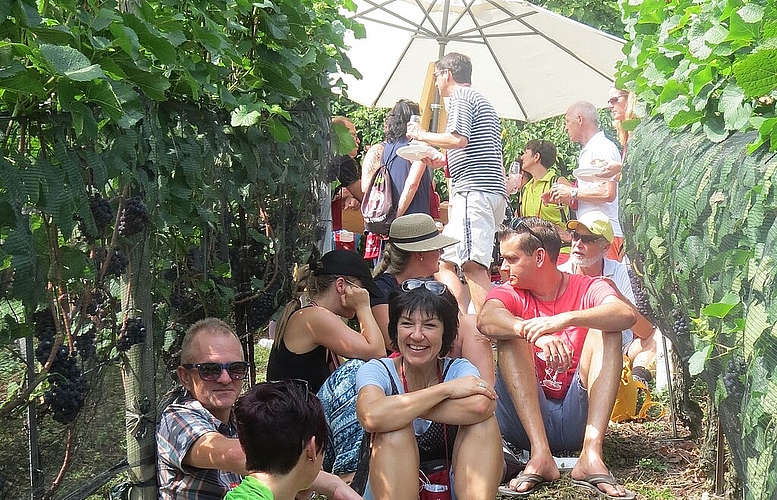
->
[570, 231, 605, 245]
[509, 217, 545, 248]
[401, 278, 447, 295]
[182, 361, 250, 381]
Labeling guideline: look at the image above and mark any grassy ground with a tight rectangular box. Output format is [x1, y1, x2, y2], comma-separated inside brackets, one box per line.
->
[0, 342, 714, 499]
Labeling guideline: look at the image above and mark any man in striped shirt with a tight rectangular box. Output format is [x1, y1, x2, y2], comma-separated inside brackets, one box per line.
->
[407, 52, 508, 314]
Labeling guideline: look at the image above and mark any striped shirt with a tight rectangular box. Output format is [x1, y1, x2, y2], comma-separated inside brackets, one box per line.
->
[157, 395, 241, 500]
[445, 86, 506, 197]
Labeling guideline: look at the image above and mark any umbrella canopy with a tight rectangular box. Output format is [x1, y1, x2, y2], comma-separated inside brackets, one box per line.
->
[341, 0, 626, 122]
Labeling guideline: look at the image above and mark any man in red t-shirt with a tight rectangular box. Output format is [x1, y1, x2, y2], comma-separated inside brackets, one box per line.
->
[477, 217, 637, 499]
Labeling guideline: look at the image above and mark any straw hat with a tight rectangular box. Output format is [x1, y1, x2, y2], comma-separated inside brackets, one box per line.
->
[388, 214, 459, 253]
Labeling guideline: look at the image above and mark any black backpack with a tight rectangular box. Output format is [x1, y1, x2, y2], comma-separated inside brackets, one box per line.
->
[361, 145, 397, 235]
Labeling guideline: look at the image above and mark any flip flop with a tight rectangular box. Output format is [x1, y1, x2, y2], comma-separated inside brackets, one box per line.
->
[571, 473, 636, 500]
[497, 472, 552, 497]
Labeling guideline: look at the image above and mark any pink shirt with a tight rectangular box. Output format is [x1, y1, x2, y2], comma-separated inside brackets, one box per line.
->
[486, 274, 617, 399]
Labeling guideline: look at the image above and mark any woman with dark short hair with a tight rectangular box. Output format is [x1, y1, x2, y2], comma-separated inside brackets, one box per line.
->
[356, 280, 502, 500]
[361, 99, 433, 220]
[226, 380, 327, 500]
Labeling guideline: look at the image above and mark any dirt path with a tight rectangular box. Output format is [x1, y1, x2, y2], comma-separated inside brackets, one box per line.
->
[497, 417, 710, 500]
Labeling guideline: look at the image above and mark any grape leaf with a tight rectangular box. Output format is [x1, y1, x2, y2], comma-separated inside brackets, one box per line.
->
[733, 48, 777, 97]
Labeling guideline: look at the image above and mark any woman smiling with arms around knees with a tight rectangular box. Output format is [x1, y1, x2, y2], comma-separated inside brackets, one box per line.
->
[356, 280, 502, 500]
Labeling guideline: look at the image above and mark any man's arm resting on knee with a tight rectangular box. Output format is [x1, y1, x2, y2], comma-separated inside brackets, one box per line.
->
[554, 296, 636, 333]
[183, 432, 248, 475]
[477, 299, 525, 340]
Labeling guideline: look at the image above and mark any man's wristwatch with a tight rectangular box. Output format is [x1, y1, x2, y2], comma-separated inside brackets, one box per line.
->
[570, 188, 578, 200]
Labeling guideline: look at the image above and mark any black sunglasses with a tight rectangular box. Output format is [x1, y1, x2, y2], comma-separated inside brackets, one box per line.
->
[509, 218, 545, 248]
[570, 231, 605, 245]
[266, 378, 311, 402]
[182, 361, 250, 381]
[401, 279, 447, 295]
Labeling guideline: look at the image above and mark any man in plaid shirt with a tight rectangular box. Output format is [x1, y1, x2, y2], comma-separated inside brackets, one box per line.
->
[157, 318, 361, 500]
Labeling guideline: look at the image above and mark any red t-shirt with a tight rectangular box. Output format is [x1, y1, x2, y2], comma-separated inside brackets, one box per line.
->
[486, 274, 617, 399]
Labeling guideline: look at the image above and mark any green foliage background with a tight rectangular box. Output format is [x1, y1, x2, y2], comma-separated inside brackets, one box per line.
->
[617, 0, 777, 151]
[0, 0, 357, 495]
[622, 117, 776, 500]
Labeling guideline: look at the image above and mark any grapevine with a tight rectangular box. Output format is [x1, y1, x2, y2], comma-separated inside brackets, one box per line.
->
[76, 193, 113, 239]
[118, 196, 150, 237]
[117, 318, 147, 352]
[34, 309, 89, 424]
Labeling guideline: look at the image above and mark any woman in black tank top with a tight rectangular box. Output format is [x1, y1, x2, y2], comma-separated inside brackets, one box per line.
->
[266, 250, 385, 392]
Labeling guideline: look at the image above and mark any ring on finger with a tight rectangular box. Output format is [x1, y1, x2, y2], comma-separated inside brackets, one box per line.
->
[478, 382, 486, 388]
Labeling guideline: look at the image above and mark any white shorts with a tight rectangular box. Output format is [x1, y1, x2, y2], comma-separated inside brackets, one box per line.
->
[441, 191, 507, 269]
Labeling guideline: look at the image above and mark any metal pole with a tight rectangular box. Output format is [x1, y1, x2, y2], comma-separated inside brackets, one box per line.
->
[20, 336, 44, 499]
[430, 0, 451, 133]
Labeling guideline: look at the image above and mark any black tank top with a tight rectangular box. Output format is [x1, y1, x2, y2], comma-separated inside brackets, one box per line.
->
[266, 306, 333, 392]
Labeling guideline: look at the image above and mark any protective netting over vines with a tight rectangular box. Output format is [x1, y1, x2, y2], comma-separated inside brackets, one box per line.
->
[0, 96, 332, 497]
[622, 117, 777, 500]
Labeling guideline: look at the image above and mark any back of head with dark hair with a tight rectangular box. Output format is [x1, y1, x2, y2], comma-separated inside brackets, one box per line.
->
[498, 217, 562, 264]
[385, 99, 420, 143]
[387, 283, 459, 356]
[525, 139, 557, 168]
[436, 52, 472, 85]
[234, 380, 328, 475]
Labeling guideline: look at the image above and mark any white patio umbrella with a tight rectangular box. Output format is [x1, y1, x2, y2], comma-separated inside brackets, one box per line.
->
[341, 0, 626, 122]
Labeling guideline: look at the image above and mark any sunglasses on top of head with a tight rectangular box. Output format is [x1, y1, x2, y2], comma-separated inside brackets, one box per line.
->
[508, 218, 545, 248]
[266, 378, 311, 402]
[401, 279, 447, 295]
[182, 361, 250, 381]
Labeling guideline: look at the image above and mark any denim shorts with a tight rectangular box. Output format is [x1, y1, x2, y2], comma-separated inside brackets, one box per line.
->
[318, 359, 365, 474]
[495, 368, 589, 453]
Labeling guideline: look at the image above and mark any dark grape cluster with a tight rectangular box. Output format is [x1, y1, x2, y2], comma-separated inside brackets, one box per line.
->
[75, 327, 97, 361]
[34, 309, 56, 342]
[672, 309, 690, 339]
[90, 194, 113, 231]
[247, 280, 283, 330]
[95, 248, 128, 278]
[44, 374, 89, 425]
[627, 268, 653, 317]
[33, 309, 88, 424]
[117, 317, 146, 351]
[86, 290, 108, 321]
[723, 356, 746, 403]
[76, 194, 113, 238]
[118, 196, 150, 236]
